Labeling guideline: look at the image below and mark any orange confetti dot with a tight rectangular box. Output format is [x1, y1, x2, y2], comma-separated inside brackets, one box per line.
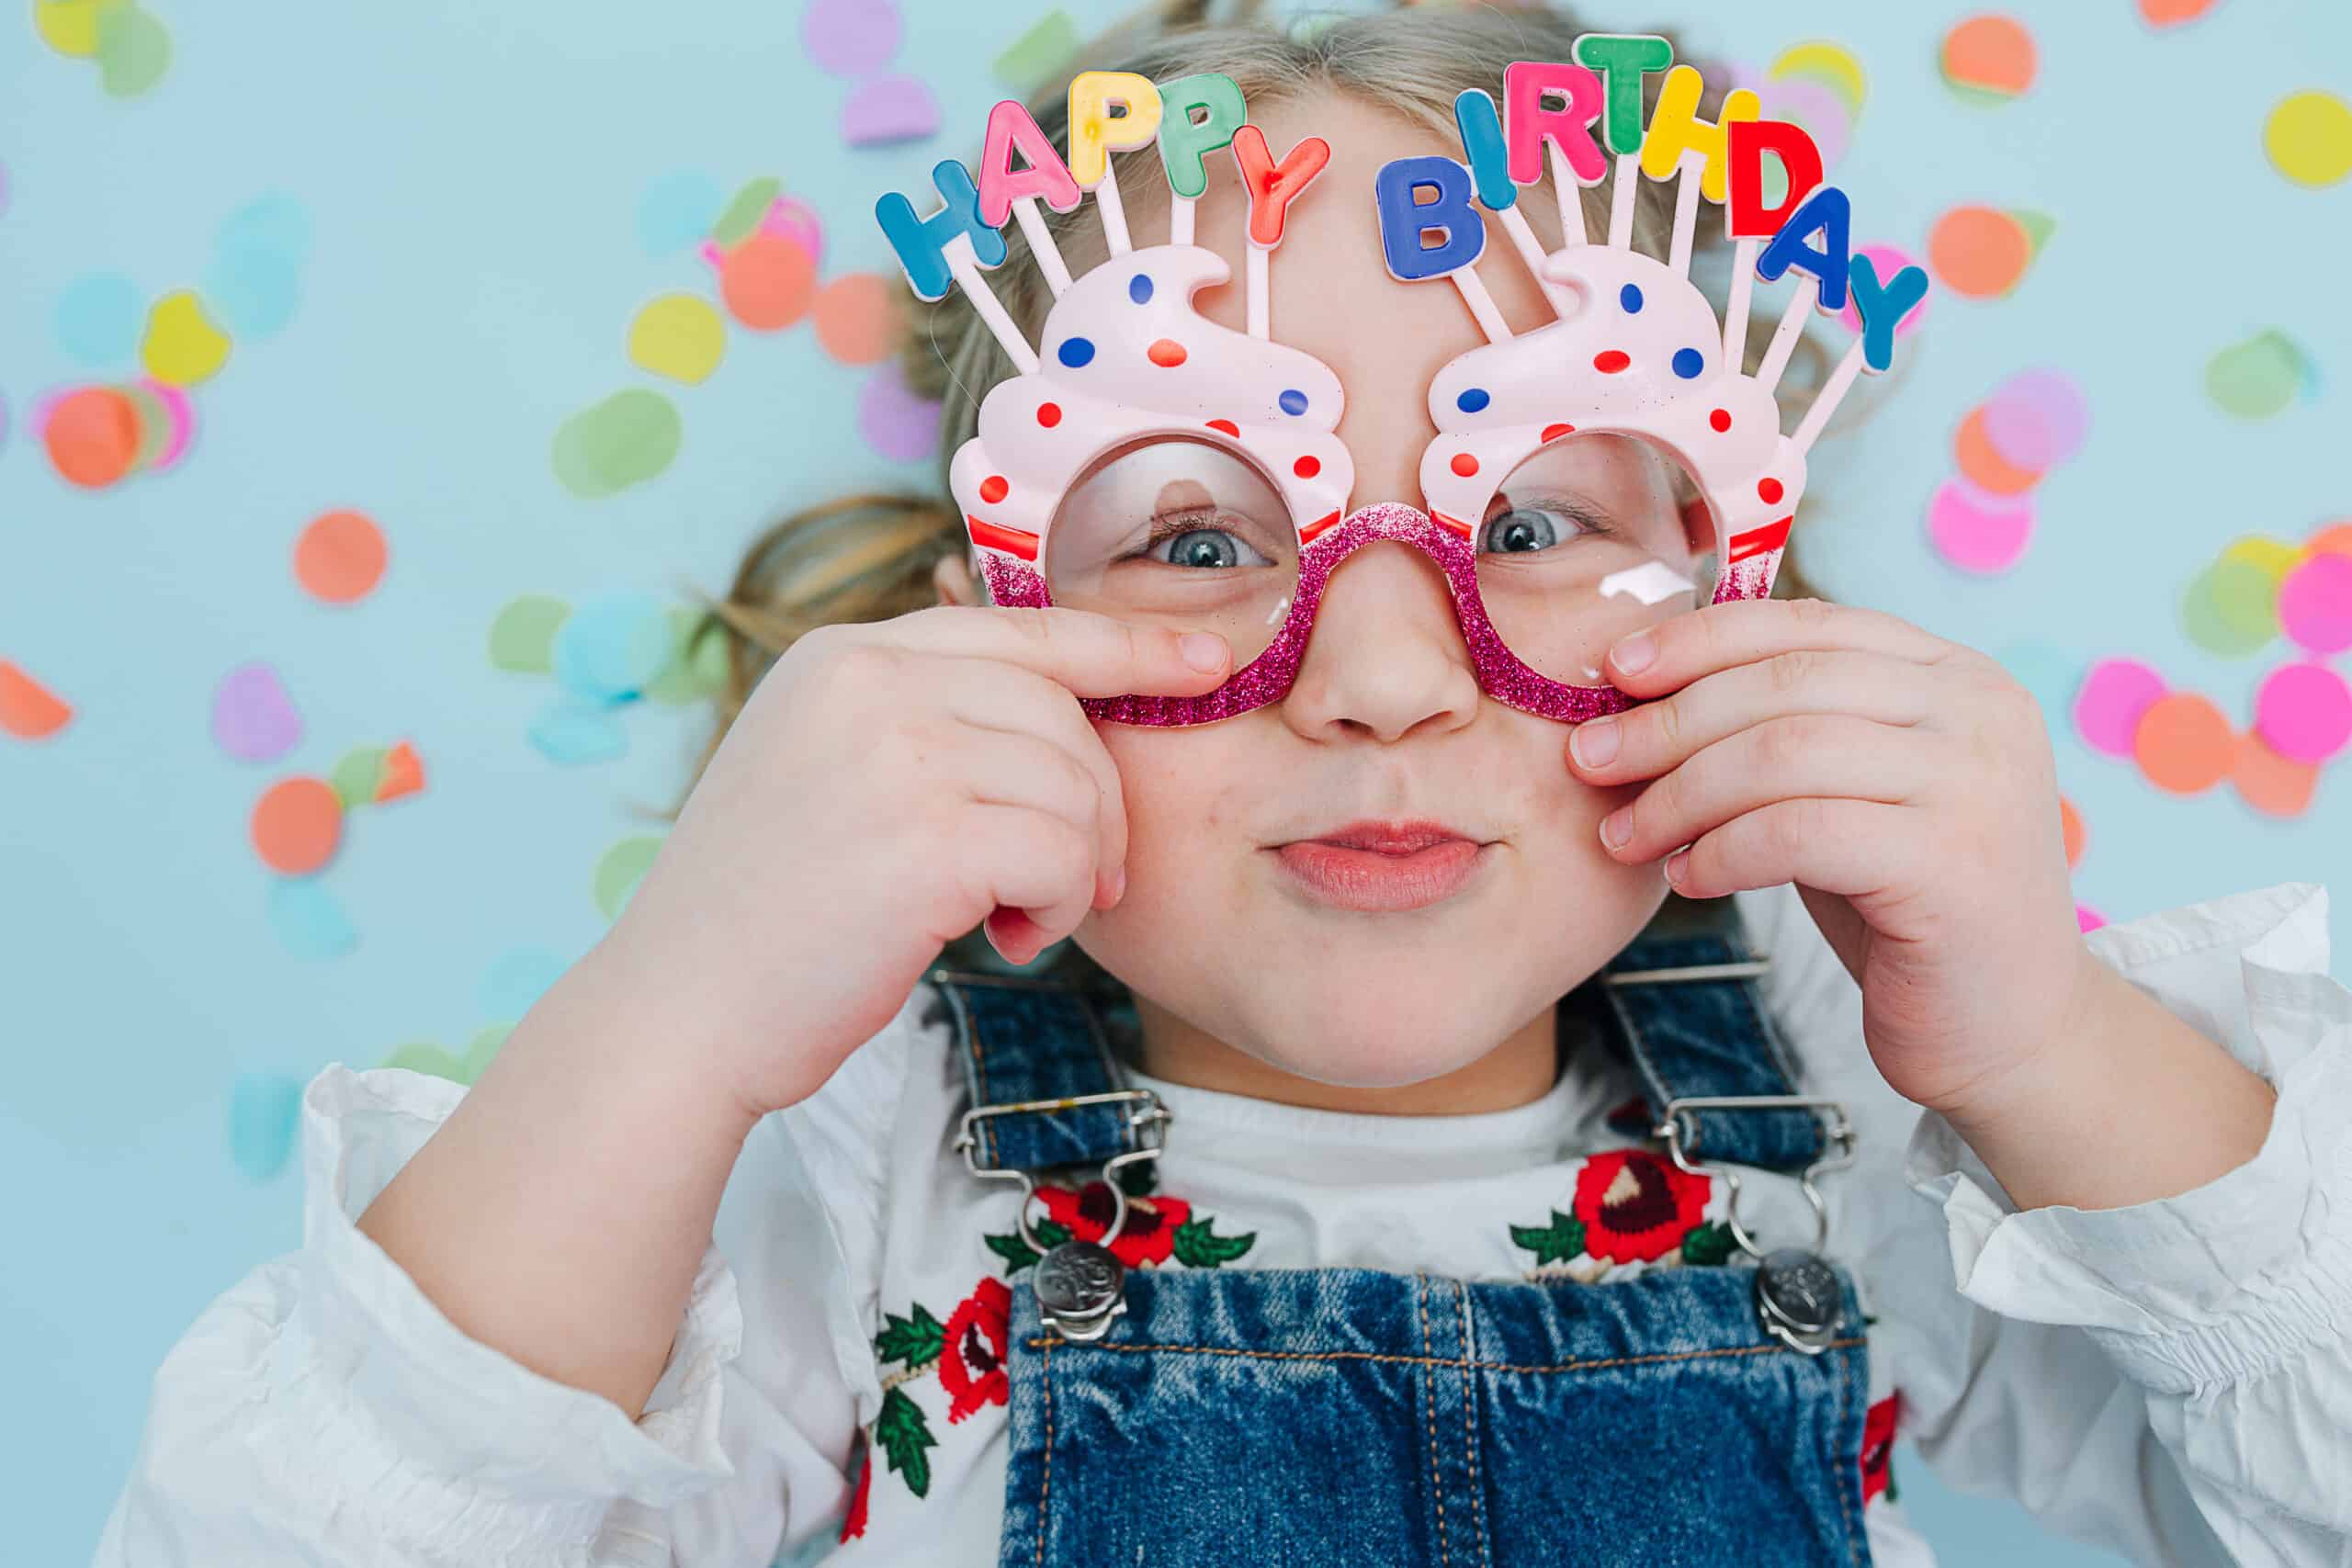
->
[2132, 692, 2233, 795]
[375, 740, 425, 804]
[0, 660, 74, 740]
[2058, 795, 2085, 869]
[2138, 0, 2219, 27]
[810, 273, 902, 365]
[2308, 520, 2352, 561]
[719, 232, 816, 331]
[45, 387, 142, 489]
[294, 510, 388, 604]
[1941, 15, 2038, 97]
[251, 776, 344, 875]
[1953, 407, 2042, 495]
[2231, 729, 2319, 818]
[1928, 207, 2030, 299]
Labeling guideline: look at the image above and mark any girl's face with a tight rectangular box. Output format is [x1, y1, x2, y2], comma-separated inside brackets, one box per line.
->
[951, 92, 1698, 1090]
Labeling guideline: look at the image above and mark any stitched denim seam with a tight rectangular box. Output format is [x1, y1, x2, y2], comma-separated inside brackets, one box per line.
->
[1034, 1337, 1054, 1568]
[1833, 1342, 1860, 1567]
[1021, 1337, 1866, 1373]
[1416, 1273, 1452, 1568]
[1454, 1280, 1492, 1568]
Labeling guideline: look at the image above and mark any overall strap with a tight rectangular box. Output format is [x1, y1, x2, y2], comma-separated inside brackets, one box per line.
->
[927, 965, 1146, 1175]
[1583, 905, 1829, 1173]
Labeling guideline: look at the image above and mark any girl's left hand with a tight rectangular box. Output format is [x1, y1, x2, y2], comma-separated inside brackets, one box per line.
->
[1563, 595, 2094, 1122]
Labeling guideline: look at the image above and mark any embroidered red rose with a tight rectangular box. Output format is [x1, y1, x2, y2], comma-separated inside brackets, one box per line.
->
[937, 1277, 1012, 1423]
[1036, 1181, 1193, 1269]
[839, 1443, 873, 1541]
[1572, 1148, 1711, 1263]
[1860, 1392, 1901, 1505]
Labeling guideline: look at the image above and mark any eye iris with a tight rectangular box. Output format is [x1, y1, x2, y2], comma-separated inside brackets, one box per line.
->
[1486, 510, 1559, 553]
[1170, 530, 1239, 569]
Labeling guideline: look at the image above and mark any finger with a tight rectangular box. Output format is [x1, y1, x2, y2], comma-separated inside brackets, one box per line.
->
[954, 725, 1114, 908]
[933, 659, 1131, 908]
[1567, 648, 1936, 784]
[1664, 797, 1919, 901]
[1600, 714, 1935, 864]
[960, 802, 1098, 955]
[1604, 596, 1958, 697]
[884, 604, 1232, 699]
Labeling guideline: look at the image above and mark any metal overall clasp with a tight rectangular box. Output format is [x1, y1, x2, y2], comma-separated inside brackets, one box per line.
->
[952, 1088, 1170, 1342]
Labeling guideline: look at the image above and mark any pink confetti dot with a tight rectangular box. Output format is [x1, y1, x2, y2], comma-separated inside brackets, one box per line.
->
[2254, 660, 2352, 763]
[1981, 367, 2091, 473]
[2278, 550, 2352, 654]
[1837, 244, 1929, 339]
[2075, 903, 2107, 932]
[2074, 658, 2167, 758]
[1928, 478, 2035, 574]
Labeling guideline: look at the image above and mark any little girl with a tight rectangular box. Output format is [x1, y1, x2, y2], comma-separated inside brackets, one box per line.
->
[99, 6, 2350, 1566]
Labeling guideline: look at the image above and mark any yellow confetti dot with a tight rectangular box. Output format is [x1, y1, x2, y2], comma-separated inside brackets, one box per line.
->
[2221, 535, 2303, 586]
[627, 293, 727, 384]
[141, 290, 232, 387]
[2267, 91, 2352, 188]
[33, 0, 122, 58]
[1770, 40, 1867, 118]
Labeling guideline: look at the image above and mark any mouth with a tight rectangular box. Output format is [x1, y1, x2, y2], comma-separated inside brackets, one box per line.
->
[1270, 818, 1492, 913]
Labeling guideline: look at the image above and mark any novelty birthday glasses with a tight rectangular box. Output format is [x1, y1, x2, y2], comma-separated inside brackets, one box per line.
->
[876, 47, 1929, 725]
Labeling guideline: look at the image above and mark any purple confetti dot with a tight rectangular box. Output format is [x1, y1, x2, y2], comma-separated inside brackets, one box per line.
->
[857, 362, 941, 463]
[211, 660, 304, 763]
[802, 0, 900, 78]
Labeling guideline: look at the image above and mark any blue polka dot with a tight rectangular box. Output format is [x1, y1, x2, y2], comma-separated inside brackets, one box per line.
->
[1671, 347, 1705, 379]
[1057, 337, 1096, 368]
[1128, 274, 1154, 304]
[1620, 284, 1645, 314]
[1278, 388, 1308, 416]
[1456, 387, 1491, 413]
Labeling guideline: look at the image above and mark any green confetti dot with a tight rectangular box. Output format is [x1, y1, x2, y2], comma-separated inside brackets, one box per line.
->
[594, 834, 665, 920]
[329, 745, 389, 807]
[709, 176, 783, 249]
[2205, 331, 2313, 420]
[2180, 558, 2279, 657]
[552, 389, 682, 499]
[459, 1024, 512, 1083]
[379, 1043, 468, 1082]
[489, 594, 571, 673]
[992, 9, 1078, 94]
[643, 607, 730, 705]
[96, 4, 171, 98]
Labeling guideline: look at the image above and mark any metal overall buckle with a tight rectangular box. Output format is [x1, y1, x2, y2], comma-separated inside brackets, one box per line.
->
[1655, 1093, 1858, 1357]
[952, 1089, 1170, 1342]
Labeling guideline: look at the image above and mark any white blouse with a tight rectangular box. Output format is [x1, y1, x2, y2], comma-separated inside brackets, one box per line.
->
[95, 881, 2352, 1567]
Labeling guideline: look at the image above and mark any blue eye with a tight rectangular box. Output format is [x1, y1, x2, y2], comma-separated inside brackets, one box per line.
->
[1478, 507, 1572, 555]
[1147, 526, 1274, 570]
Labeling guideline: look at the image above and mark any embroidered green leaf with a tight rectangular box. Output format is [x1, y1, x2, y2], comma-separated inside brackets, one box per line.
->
[874, 1303, 945, 1368]
[1678, 1221, 1737, 1269]
[1510, 1210, 1587, 1267]
[983, 1219, 1074, 1276]
[875, 1386, 937, 1498]
[1170, 1216, 1256, 1268]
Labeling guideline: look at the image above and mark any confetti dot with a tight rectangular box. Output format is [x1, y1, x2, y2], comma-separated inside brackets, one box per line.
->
[489, 594, 571, 673]
[1451, 453, 1480, 478]
[553, 593, 671, 700]
[2058, 795, 2085, 869]
[595, 834, 665, 919]
[2307, 522, 2352, 561]
[2074, 658, 2166, 758]
[528, 699, 628, 765]
[328, 746, 386, 807]
[1036, 402, 1062, 427]
[211, 660, 303, 762]
[1757, 478, 1784, 505]
[628, 294, 727, 384]
[2227, 534, 2307, 581]
[481, 948, 567, 1022]
[1836, 245, 1930, 340]
[1594, 350, 1630, 374]
[1770, 39, 1868, 117]
[2180, 558, 2280, 657]
[2132, 691, 2233, 794]
[1928, 207, 2030, 299]
[251, 777, 344, 876]
[1128, 274, 1155, 304]
[840, 73, 940, 148]
[0, 660, 74, 740]
[1456, 388, 1490, 413]
[1205, 418, 1239, 436]
[1279, 389, 1308, 415]
[718, 232, 816, 331]
[978, 475, 1009, 504]
[2204, 331, 2314, 420]
[1057, 336, 1096, 368]
[2278, 549, 2352, 653]
[1939, 15, 2037, 100]
[375, 740, 425, 803]
[636, 172, 724, 255]
[1709, 409, 1732, 433]
[228, 1071, 305, 1179]
[551, 389, 684, 497]
[809, 274, 899, 366]
[141, 290, 231, 388]
[2137, 0, 2219, 27]
[2076, 904, 2106, 933]
[856, 362, 939, 462]
[1980, 368, 2088, 471]
[2265, 91, 2352, 189]
[2233, 729, 2320, 818]
[294, 510, 387, 604]
[1953, 408, 2042, 495]
[1620, 285, 1645, 313]
[2255, 661, 2352, 763]
[709, 177, 783, 250]
[44, 386, 141, 489]
[1293, 455, 1321, 479]
[1147, 337, 1188, 367]
[1927, 479, 2034, 574]
[802, 0, 900, 76]
[1672, 348, 1704, 379]
[55, 273, 144, 367]
[95, 2, 170, 97]
[266, 879, 356, 962]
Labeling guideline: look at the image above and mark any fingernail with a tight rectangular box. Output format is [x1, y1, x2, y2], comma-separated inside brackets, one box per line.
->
[1110, 865, 1127, 904]
[1611, 631, 1656, 674]
[1600, 807, 1633, 851]
[1664, 847, 1690, 886]
[1570, 716, 1619, 768]
[1180, 632, 1226, 672]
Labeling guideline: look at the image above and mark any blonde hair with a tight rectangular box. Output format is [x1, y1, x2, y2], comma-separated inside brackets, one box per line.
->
[696, 0, 1833, 966]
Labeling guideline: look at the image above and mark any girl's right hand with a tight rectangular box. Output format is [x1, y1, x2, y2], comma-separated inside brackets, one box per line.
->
[582, 604, 1232, 1122]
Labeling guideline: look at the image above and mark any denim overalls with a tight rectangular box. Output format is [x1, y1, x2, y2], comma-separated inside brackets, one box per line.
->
[927, 911, 1871, 1567]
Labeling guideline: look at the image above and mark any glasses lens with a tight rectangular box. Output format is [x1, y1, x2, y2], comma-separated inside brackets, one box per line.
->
[1043, 436, 1300, 668]
[1473, 432, 1720, 688]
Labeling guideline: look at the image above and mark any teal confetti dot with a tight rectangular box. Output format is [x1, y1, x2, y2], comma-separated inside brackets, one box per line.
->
[527, 696, 630, 765]
[228, 1071, 304, 1182]
[55, 273, 145, 367]
[638, 173, 725, 255]
[267, 878, 357, 960]
[480, 948, 567, 1022]
[553, 593, 672, 699]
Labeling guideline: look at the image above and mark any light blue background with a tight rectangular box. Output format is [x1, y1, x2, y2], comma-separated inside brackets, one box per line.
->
[6, 2, 2346, 1562]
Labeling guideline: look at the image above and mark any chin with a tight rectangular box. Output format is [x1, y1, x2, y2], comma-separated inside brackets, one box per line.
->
[1254, 966, 1544, 1088]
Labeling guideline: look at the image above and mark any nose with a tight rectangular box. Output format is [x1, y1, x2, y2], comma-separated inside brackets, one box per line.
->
[1278, 536, 1482, 744]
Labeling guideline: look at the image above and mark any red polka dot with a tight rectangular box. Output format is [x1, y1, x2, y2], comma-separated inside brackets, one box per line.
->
[1540, 423, 1576, 443]
[1293, 455, 1321, 479]
[1758, 477, 1784, 504]
[1594, 350, 1631, 374]
[1205, 418, 1240, 436]
[1036, 402, 1062, 427]
[1450, 452, 1480, 478]
[979, 475, 1009, 504]
[1710, 409, 1732, 433]
[1147, 338, 1189, 367]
